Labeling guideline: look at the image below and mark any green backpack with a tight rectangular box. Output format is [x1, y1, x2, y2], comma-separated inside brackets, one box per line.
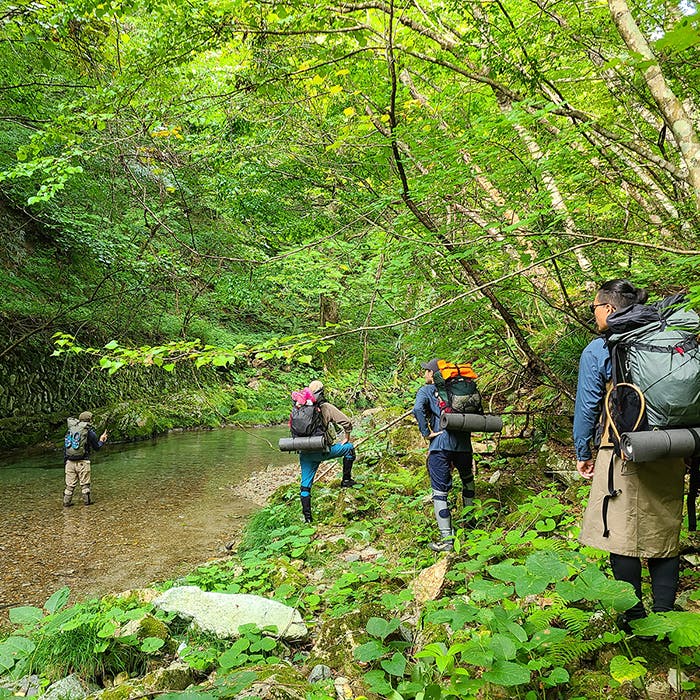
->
[607, 296, 700, 430]
[64, 417, 90, 460]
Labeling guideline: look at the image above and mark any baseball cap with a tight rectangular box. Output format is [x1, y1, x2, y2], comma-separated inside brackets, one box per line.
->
[420, 359, 440, 373]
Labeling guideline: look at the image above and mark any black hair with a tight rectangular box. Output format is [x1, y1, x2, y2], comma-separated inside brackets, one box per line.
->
[597, 279, 648, 310]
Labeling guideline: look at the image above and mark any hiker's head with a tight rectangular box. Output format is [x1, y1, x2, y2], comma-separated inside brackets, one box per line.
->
[592, 279, 648, 331]
[420, 359, 440, 384]
[78, 411, 93, 423]
[308, 380, 325, 401]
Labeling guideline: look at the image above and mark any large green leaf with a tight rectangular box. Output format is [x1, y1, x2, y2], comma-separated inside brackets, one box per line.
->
[366, 616, 401, 640]
[482, 660, 531, 686]
[556, 565, 639, 611]
[8, 606, 43, 625]
[609, 655, 647, 683]
[44, 587, 71, 614]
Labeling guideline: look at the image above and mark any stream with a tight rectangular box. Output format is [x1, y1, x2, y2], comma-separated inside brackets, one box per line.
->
[0, 426, 292, 613]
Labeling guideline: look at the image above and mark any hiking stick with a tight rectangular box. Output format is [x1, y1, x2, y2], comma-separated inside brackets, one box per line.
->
[313, 409, 414, 484]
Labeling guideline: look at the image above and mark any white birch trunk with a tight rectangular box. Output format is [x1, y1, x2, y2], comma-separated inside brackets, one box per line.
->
[609, 0, 700, 208]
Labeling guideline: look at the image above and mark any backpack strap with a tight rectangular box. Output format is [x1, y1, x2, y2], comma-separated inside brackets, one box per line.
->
[605, 382, 647, 446]
[601, 383, 646, 538]
[601, 451, 618, 539]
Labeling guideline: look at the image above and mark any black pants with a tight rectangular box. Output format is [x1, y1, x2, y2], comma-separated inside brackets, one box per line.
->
[610, 553, 680, 618]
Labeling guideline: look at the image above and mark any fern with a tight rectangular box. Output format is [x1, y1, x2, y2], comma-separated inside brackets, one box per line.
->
[542, 635, 607, 667]
[558, 608, 593, 635]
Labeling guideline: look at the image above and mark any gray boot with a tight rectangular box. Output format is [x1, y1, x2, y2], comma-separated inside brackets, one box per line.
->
[83, 492, 92, 506]
[430, 490, 454, 551]
[63, 495, 73, 507]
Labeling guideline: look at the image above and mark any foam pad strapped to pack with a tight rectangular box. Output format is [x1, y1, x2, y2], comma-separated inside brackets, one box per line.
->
[439, 413, 503, 433]
[620, 428, 700, 462]
[278, 436, 327, 452]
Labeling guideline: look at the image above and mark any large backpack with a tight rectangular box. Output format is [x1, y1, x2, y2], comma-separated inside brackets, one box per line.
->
[606, 294, 700, 437]
[289, 389, 326, 441]
[601, 295, 700, 537]
[433, 360, 483, 415]
[64, 417, 90, 460]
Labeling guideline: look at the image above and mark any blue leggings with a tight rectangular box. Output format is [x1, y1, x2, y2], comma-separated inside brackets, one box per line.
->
[299, 443, 355, 496]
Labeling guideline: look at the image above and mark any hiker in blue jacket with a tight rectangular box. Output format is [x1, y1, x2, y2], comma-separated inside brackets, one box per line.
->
[574, 279, 686, 632]
[413, 359, 474, 552]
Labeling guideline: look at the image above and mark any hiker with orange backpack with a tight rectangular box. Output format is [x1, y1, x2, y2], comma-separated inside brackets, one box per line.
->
[413, 358, 478, 552]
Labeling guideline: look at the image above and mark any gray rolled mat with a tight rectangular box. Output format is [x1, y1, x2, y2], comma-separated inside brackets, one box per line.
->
[439, 413, 503, 433]
[278, 436, 327, 452]
[620, 428, 700, 463]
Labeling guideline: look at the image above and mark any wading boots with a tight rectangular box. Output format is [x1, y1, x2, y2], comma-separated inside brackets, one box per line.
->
[340, 456, 357, 487]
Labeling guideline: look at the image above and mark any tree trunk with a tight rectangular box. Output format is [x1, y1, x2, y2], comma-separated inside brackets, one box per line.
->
[608, 0, 700, 209]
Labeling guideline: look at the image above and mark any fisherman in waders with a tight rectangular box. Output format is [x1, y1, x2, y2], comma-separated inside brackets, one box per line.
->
[63, 411, 107, 506]
[297, 380, 357, 523]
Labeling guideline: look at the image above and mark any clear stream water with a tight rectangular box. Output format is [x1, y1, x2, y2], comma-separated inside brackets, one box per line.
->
[0, 426, 291, 613]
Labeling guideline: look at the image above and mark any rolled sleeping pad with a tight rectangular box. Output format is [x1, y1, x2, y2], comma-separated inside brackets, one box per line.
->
[439, 413, 503, 433]
[620, 428, 700, 463]
[278, 436, 327, 452]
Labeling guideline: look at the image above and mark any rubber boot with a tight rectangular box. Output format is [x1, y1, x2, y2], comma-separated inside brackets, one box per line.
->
[340, 457, 357, 487]
[83, 492, 92, 506]
[429, 490, 454, 551]
[301, 494, 313, 523]
[63, 495, 73, 508]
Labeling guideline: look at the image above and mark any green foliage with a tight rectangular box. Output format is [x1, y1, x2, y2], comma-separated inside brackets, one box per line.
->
[5, 590, 162, 682]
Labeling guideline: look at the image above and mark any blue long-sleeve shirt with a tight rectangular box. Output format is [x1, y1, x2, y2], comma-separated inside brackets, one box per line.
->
[573, 337, 611, 461]
[413, 384, 472, 453]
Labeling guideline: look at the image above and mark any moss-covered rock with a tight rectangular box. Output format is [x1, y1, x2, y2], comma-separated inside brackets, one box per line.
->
[309, 605, 387, 674]
[117, 614, 170, 641]
[142, 661, 196, 691]
[496, 438, 533, 456]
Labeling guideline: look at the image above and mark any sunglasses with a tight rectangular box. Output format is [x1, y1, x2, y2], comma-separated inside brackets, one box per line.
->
[589, 302, 613, 313]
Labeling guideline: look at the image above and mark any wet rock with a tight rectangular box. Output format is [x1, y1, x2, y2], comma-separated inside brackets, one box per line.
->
[308, 665, 333, 683]
[113, 673, 129, 686]
[312, 609, 377, 670]
[154, 586, 307, 641]
[358, 547, 382, 561]
[538, 445, 578, 486]
[43, 675, 87, 700]
[109, 588, 160, 605]
[497, 438, 532, 456]
[646, 679, 672, 699]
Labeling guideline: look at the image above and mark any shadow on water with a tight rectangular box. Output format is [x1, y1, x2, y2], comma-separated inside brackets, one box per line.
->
[0, 426, 291, 612]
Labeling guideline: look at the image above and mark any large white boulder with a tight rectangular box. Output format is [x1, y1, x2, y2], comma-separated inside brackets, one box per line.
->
[154, 586, 308, 641]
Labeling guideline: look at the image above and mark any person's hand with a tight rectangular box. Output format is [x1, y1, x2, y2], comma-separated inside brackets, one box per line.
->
[576, 459, 594, 479]
[100, 431, 108, 443]
[341, 432, 351, 444]
[427, 431, 443, 440]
